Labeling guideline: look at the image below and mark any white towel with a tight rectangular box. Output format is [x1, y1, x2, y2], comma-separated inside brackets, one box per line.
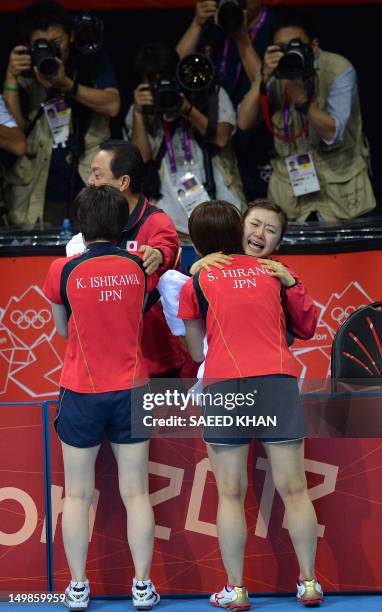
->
[158, 269, 189, 336]
[66, 232, 86, 257]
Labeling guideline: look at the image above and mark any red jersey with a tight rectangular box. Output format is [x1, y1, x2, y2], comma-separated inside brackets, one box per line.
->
[178, 254, 299, 380]
[43, 242, 157, 393]
[119, 196, 186, 375]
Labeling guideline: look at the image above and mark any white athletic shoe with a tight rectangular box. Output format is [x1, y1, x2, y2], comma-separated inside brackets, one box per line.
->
[64, 580, 90, 610]
[132, 578, 160, 610]
[296, 578, 324, 606]
[210, 585, 250, 610]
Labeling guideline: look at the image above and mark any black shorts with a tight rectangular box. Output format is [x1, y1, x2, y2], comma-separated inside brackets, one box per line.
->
[55, 386, 149, 449]
[203, 375, 306, 446]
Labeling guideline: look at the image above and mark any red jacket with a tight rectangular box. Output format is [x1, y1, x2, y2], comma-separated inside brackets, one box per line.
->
[279, 263, 318, 340]
[119, 195, 185, 376]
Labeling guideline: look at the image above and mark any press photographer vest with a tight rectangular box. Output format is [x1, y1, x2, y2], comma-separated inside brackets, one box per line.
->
[5, 76, 110, 227]
[267, 50, 375, 220]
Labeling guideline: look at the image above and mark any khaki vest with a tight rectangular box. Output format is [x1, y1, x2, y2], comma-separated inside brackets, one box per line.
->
[5, 77, 110, 227]
[267, 51, 376, 221]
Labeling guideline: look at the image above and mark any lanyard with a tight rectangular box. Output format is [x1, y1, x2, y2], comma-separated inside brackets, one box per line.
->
[162, 118, 193, 174]
[219, 8, 268, 90]
[260, 85, 312, 143]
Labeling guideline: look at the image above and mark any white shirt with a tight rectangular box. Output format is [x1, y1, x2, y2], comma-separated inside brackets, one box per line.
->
[0, 95, 17, 128]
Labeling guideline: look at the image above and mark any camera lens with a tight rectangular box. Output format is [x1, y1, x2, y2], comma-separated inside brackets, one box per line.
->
[38, 57, 59, 80]
[217, 0, 244, 33]
[177, 54, 215, 92]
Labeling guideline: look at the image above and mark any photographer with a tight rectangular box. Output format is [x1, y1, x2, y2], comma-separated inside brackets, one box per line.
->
[125, 42, 244, 238]
[3, 1, 120, 228]
[176, 1, 273, 200]
[238, 11, 376, 221]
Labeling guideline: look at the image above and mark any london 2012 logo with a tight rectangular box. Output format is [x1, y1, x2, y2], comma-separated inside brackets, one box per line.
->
[0, 285, 62, 398]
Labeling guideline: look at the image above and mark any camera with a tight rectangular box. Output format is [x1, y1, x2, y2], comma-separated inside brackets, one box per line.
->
[274, 38, 315, 81]
[143, 54, 215, 115]
[143, 78, 182, 116]
[217, 0, 245, 34]
[28, 39, 60, 80]
[73, 12, 104, 56]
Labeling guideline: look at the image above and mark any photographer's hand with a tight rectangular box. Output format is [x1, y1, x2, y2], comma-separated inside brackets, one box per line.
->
[284, 78, 306, 104]
[195, 0, 217, 27]
[176, 1, 216, 58]
[3, 45, 31, 130]
[6, 45, 31, 80]
[284, 79, 336, 142]
[134, 83, 154, 114]
[263, 45, 284, 83]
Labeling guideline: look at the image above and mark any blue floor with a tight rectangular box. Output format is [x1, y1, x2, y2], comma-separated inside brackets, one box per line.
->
[1, 595, 382, 611]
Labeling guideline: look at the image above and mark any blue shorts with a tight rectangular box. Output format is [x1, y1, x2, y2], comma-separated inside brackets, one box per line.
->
[55, 386, 149, 448]
[203, 375, 306, 446]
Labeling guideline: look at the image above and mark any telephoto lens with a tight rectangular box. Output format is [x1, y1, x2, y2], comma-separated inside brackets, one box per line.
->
[217, 0, 245, 33]
[177, 54, 215, 93]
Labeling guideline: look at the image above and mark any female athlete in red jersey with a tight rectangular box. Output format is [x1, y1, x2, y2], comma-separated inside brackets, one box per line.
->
[179, 200, 323, 609]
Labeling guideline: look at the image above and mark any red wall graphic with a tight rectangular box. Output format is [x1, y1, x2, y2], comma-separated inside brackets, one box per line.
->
[0, 252, 382, 595]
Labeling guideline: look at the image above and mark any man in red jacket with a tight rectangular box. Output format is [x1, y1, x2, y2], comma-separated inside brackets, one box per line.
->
[68, 139, 186, 377]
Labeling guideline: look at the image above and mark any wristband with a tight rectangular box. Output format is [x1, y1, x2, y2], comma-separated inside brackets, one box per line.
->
[4, 84, 18, 92]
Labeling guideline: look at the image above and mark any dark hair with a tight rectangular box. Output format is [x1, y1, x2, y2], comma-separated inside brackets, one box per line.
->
[100, 140, 145, 194]
[189, 200, 243, 256]
[243, 199, 288, 239]
[75, 185, 128, 243]
[135, 42, 179, 81]
[19, 1, 72, 42]
[270, 10, 317, 43]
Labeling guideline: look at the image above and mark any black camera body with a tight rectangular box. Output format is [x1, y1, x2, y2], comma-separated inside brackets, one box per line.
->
[143, 54, 215, 116]
[217, 0, 246, 33]
[275, 38, 315, 81]
[73, 12, 104, 56]
[27, 38, 60, 80]
[143, 78, 182, 116]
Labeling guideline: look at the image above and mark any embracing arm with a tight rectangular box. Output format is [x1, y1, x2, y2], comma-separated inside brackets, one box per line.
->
[258, 258, 317, 339]
[282, 280, 318, 340]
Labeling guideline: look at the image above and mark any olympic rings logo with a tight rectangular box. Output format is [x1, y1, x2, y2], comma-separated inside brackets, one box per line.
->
[330, 304, 366, 325]
[10, 309, 52, 330]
